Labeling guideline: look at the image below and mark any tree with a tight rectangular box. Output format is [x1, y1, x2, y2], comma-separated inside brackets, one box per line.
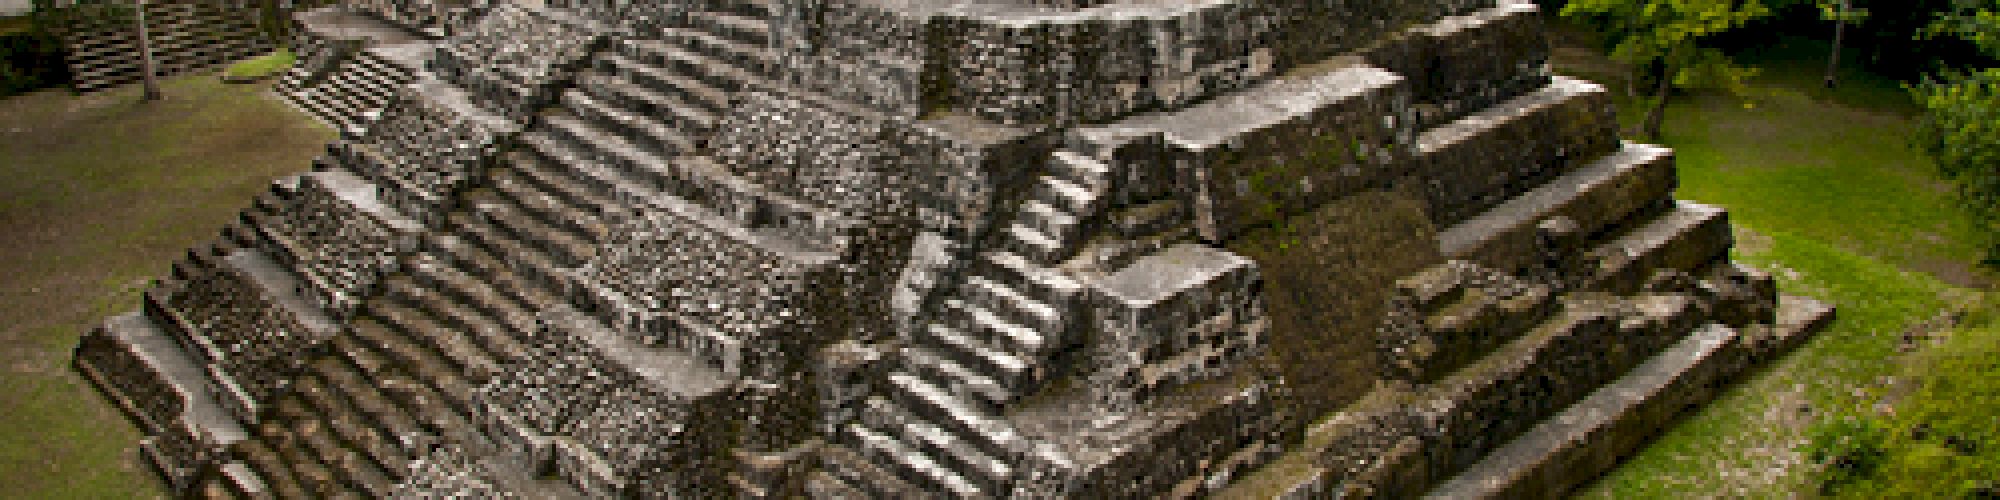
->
[1819, 0, 1870, 88]
[1914, 0, 2000, 264]
[1563, 0, 1778, 140]
[133, 0, 158, 100]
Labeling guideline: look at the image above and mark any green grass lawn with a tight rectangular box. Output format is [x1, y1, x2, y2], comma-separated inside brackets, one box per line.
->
[0, 73, 331, 498]
[1568, 34, 1997, 498]
[227, 48, 295, 79]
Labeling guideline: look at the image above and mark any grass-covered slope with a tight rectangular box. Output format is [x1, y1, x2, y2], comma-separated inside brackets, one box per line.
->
[0, 74, 332, 498]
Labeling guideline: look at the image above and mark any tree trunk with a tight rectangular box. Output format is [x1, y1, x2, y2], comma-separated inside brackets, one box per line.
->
[1641, 64, 1672, 141]
[136, 0, 160, 101]
[1824, 0, 1847, 88]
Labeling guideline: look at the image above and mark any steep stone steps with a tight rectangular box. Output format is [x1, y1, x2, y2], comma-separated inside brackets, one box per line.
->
[846, 422, 988, 498]
[1426, 322, 1742, 499]
[326, 333, 470, 441]
[235, 431, 313, 499]
[266, 397, 355, 497]
[900, 343, 1015, 409]
[1320, 293, 1709, 497]
[561, 87, 698, 154]
[878, 372, 1025, 469]
[1584, 201, 1733, 294]
[445, 208, 571, 291]
[577, 71, 720, 135]
[601, 48, 733, 120]
[859, 394, 1015, 493]
[466, 195, 598, 268]
[285, 376, 399, 496]
[816, 443, 927, 498]
[1411, 76, 1621, 227]
[308, 355, 429, 466]
[914, 319, 1035, 399]
[407, 253, 542, 338]
[1437, 142, 1676, 274]
[291, 372, 410, 482]
[344, 315, 478, 417]
[367, 287, 503, 382]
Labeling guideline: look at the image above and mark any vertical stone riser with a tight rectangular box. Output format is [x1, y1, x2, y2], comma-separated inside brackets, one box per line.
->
[1185, 85, 1408, 242]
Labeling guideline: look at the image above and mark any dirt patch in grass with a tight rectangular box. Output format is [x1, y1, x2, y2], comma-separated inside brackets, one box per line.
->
[0, 74, 330, 497]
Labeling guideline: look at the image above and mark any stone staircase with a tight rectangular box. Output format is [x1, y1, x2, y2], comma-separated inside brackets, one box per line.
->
[57, 0, 272, 93]
[274, 8, 429, 135]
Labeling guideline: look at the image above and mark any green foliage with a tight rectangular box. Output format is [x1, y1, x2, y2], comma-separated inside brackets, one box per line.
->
[1802, 317, 2000, 498]
[1561, 0, 1778, 96]
[0, 27, 68, 96]
[1803, 417, 1890, 492]
[1915, 0, 2000, 265]
[227, 47, 294, 78]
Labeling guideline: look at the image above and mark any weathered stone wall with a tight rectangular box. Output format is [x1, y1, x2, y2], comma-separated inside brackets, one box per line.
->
[1226, 189, 1442, 421]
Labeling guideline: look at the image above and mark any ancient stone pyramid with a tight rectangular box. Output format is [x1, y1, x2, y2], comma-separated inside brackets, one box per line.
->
[73, 0, 1835, 497]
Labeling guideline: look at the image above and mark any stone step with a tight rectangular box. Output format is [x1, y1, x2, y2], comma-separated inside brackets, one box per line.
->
[578, 71, 720, 133]
[287, 377, 400, 496]
[900, 343, 1013, 409]
[659, 26, 777, 77]
[971, 250, 1086, 314]
[1047, 150, 1113, 192]
[1585, 201, 1733, 294]
[1000, 220, 1074, 267]
[846, 422, 987, 498]
[72, 312, 211, 436]
[915, 319, 1034, 397]
[1425, 323, 1743, 499]
[619, 38, 760, 101]
[368, 289, 502, 381]
[428, 232, 562, 315]
[960, 275, 1065, 336]
[498, 149, 624, 221]
[1016, 200, 1084, 253]
[685, 8, 773, 48]
[539, 112, 685, 197]
[344, 317, 476, 417]
[326, 334, 468, 440]
[207, 461, 270, 499]
[310, 356, 429, 462]
[943, 298, 1051, 358]
[446, 209, 571, 292]
[267, 399, 349, 497]
[882, 372, 1022, 465]
[484, 168, 608, 244]
[1412, 76, 1621, 226]
[287, 412, 383, 497]
[468, 196, 597, 268]
[562, 87, 698, 155]
[817, 443, 926, 498]
[408, 253, 540, 337]
[1034, 175, 1105, 217]
[292, 372, 412, 480]
[601, 49, 733, 116]
[1366, 0, 1550, 129]
[1438, 142, 1676, 274]
[858, 395, 1015, 492]
[393, 266, 531, 365]
[1326, 293, 1708, 497]
[236, 434, 312, 499]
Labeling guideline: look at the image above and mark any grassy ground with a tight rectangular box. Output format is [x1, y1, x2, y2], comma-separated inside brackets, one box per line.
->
[1558, 31, 1997, 498]
[0, 73, 330, 498]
